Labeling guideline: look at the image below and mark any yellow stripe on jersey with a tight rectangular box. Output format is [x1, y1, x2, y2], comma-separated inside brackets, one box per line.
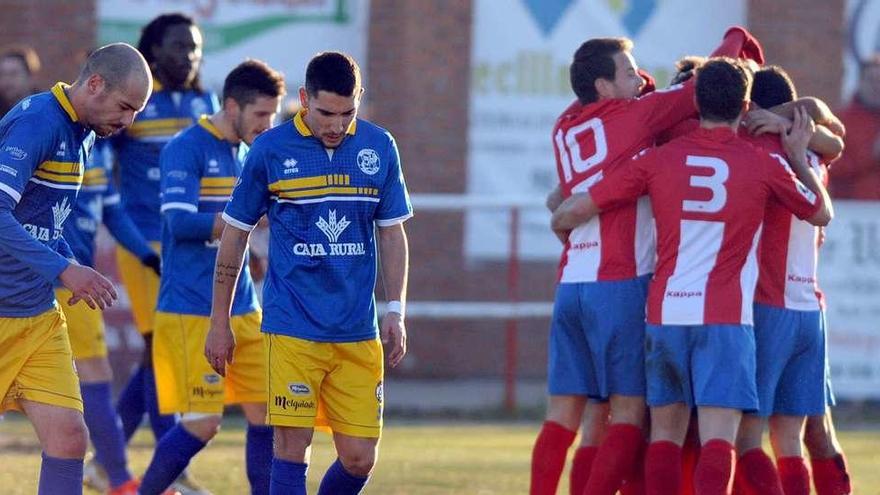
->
[34, 161, 83, 184]
[274, 186, 379, 200]
[83, 168, 107, 186]
[127, 118, 192, 138]
[268, 174, 351, 193]
[200, 187, 233, 196]
[200, 177, 236, 187]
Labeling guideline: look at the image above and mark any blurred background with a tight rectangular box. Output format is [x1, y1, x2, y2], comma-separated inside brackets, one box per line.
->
[0, 0, 878, 417]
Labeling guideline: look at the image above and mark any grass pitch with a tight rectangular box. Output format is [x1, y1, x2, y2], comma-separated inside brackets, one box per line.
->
[0, 416, 877, 494]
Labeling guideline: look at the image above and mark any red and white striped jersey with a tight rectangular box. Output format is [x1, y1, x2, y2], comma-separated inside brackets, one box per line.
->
[552, 81, 696, 283]
[590, 127, 822, 325]
[745, 133, 828, 310]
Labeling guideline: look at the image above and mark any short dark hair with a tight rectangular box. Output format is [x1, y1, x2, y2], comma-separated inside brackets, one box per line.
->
[136, 12, 203, 92]
[223, 59, 286, 107]
[695, 58, 752, 123]
[751, 65, 797, 108]
[0, 44, 40, 75]
[570, 38, 632, 105]
[305, 52, 361, 98]
[670, 55, 706, 85]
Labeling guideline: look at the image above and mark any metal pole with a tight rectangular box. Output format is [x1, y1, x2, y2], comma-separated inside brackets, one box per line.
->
[505, 207, 520, 412]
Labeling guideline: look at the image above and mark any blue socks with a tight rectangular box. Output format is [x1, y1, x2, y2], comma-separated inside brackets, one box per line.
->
[116, 364, 146, 442]
[139, 424, 206, 494]
[317, 458, 369, 495]
[270, 458, 308, 495]
[39, 453, 83, 495]
[81, 382, 132, 488]
[246, 424, 273, 495]
[142, 364, 177, 440]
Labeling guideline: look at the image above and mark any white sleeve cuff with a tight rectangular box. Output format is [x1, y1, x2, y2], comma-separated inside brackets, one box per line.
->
[0, 182, 21, 204]
[375, 212, 413, 227]
[222, 211, 256, 232]
[161, 202, 199, 213]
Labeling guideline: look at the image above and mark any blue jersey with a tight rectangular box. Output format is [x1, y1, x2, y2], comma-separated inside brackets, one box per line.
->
[224, 111, 412, 342]
[158, 117, 259, 316]
[112, 81, 218, 242]
[0, 83, 94, 317]
[62, 140, 153, 268]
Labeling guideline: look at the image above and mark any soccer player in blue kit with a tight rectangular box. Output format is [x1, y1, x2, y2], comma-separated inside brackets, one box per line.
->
[58, 138, 160, 495]
[207, 52, 412, 495]
[137, 59, 285, 495]
[109, 18, 219, 491]
[0, 43, 150, 495]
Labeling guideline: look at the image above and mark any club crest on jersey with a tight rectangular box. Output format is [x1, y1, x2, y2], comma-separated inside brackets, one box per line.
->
[357, 148, 380, 175]
[294, 209, 365, 257]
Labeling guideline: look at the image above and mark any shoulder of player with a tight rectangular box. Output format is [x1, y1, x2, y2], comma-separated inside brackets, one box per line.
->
[352, 118, 395, 143]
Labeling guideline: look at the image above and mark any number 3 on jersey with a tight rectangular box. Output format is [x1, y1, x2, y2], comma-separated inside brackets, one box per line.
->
[555, 117, 607, 185]
[683, 155, 729, 213]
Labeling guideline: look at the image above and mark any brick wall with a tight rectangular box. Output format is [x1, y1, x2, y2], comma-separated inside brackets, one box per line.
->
[748, 0, 845, 105]
[0, 0, 96, 89]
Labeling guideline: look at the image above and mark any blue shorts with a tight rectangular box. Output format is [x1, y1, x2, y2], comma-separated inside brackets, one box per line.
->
[547, 275, 649, 400]
[645, 324, 758, 411]
[753, 304, 827, 417]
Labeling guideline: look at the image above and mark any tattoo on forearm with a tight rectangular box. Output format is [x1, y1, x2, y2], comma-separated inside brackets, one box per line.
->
[215, 262, 239, 285]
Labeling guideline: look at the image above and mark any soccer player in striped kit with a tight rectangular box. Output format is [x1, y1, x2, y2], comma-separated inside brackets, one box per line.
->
[552, 58, 833, 495]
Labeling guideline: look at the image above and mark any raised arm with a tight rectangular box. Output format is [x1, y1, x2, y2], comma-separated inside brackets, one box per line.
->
[782, 108, 833, 226]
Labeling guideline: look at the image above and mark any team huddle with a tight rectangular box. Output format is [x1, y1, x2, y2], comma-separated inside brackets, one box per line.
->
[0, 12, 410, 495]
[531, 27, 852, 495]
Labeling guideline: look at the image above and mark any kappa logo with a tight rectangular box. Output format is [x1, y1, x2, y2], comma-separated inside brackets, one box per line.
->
[283, 158, 299, 175]
[287, 383, 310, 395]
[356, 148, 380, 175]
[316, 210, 350, 243]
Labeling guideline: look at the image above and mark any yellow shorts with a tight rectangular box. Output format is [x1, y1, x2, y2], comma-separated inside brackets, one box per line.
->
[153, 311, 265, 414]
[265, 334, 384, 438]
[0, 307, 82, 413]
[55, 288, 106, 360]
[116, 242, 160, 335]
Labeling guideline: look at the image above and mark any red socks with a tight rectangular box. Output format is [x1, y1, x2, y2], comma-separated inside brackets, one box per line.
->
[530, 421, 577, 495]
[694, 439, 735, 495]
[777, 456, 810, 495]
[570, 446, 598, 495]
[645, 441, 681, 495]
[734, 448, 783, 495]
[680, 422, 700, 495]
[582, 423, 644, 495]
[811, 454, 852, 495]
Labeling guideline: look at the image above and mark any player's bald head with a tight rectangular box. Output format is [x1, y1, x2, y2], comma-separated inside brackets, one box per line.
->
[78, 43, 151, 91]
